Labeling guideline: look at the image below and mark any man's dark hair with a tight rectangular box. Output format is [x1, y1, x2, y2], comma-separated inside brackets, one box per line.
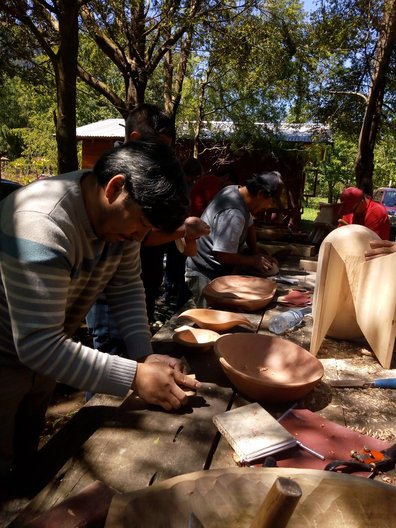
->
[245, 171, 282, 198]
[217, 166, 238, 184]
[93, 141, 188, 232]
[183, 158, 203, 179]
[125, 103, 176, 145]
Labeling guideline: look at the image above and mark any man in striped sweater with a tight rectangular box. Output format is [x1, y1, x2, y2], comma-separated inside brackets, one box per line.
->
[0, 140, 199, 487]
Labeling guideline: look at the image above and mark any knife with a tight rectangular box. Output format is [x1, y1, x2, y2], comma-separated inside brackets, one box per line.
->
[273, 276, 299, 285]
[328, 378, 396, 389]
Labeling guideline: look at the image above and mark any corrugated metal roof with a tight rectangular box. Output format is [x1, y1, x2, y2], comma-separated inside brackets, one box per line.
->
[179, 121, 332, 143]
[76, 118, 332, 143]
[76, 119, 125, 139]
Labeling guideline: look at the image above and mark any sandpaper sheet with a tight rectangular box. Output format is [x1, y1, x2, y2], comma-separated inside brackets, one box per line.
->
[273, 409, 392, 473]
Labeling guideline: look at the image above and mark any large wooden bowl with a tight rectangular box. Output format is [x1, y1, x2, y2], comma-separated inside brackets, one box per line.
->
[203, 275, 276, 312]
[214, 333, 323, 402]
[106, 467, 396, 528]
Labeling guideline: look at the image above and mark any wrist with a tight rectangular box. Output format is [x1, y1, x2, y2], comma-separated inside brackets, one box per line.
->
[175, 223, 185, 239]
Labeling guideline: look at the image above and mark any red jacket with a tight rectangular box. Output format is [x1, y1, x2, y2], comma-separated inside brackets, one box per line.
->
[341, 198, 390, 240]
[190, 174, 224, 217]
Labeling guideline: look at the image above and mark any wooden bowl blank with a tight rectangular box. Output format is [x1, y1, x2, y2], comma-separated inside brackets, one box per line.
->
[203, 275, 276, 312]
[173, 326, 220, 348]
[214, 333, 324, 402]
[177, 308, 254, 332]
[314, 224, 381, 340]
[106, 467, 396, 528]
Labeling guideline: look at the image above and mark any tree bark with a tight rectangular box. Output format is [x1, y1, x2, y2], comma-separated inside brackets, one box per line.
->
[54, 2, 80, 173]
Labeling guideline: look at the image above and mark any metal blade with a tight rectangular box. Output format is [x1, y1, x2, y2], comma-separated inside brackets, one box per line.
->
[329, 378, 396, 388]
[328, 379, 366, 388]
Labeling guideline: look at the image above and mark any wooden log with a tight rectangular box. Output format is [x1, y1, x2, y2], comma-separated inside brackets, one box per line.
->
[249, 477, 302, 528]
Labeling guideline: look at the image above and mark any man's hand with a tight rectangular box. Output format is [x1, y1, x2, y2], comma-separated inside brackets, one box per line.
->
[176, 217, 210, 256]
[144, 353, 188, 373]
[184, 217, 210, 241]
[131, 359, 201, 410]
[365, 240, 396, 260]
[251, 254, 277, 272]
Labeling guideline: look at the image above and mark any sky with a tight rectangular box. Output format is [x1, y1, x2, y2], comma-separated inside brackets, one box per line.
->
[303, 0, 316, 13]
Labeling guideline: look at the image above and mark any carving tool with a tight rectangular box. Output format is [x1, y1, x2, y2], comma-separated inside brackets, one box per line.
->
[328, 378, 396, 389]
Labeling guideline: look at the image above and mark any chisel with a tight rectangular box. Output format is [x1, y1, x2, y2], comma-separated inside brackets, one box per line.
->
[328, 378, 396, 389]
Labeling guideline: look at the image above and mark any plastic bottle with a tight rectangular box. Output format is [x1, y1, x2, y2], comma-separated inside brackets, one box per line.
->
[268, 307, 312, 335]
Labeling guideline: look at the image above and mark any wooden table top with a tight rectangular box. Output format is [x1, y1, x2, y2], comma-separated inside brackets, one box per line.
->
[8, 306, 265, 527]
[8, 261, 396, 526]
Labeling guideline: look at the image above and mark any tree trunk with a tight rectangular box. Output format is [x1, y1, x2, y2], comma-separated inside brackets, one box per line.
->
[355, 0, 396, 195]
[54, 3, 79, 174]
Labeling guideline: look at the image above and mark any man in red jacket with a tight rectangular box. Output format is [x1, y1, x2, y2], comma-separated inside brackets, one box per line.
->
[338, 186, 390, 240]
[190, 167, 238, 217]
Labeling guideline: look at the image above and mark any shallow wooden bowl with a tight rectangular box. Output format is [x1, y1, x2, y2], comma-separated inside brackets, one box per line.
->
[203, 275, 276, 312]
[214, 333, 324, 402]
[173, 326, 220, 349]
[177, 308, 254, 332]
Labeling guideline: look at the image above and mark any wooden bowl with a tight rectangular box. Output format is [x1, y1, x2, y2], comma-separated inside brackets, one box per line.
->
[177, 308, 254, 332]
[173, 326, 220, 349]
[203, 275, 276, 312]
[214, 333, 324, 402]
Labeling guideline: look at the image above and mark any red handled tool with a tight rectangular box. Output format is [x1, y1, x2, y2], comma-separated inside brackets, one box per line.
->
[325, 444, 396, 478]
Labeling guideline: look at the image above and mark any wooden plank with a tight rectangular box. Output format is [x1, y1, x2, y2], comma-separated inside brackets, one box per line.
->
[11, 381, 233, 526]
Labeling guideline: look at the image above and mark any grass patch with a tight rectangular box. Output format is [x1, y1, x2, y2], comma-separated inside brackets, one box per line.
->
[300, 197, 323, 234]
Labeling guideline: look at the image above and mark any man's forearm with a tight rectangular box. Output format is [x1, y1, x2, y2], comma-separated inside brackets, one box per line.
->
[215, 251, 257, 267]
[143, 225, 185, 246]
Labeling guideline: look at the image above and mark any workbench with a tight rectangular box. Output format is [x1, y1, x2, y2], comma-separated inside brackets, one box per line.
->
[3, 260, 396, 527]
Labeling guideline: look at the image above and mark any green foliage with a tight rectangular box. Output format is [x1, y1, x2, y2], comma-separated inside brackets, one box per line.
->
[0, 124, 23, 159]
[0, 69, 59, 176]
[372, 135, 396, 188]
[1, 0, 395, 189]
[305, 0, 395, 137]
[318, 132, 356, 200]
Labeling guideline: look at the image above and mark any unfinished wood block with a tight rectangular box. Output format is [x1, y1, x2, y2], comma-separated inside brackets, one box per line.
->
[310, 224, 396, 368]
[299, 258, 318, 272]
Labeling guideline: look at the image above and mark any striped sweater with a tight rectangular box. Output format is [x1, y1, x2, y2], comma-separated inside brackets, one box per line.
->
[0, 171, 152, 396]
